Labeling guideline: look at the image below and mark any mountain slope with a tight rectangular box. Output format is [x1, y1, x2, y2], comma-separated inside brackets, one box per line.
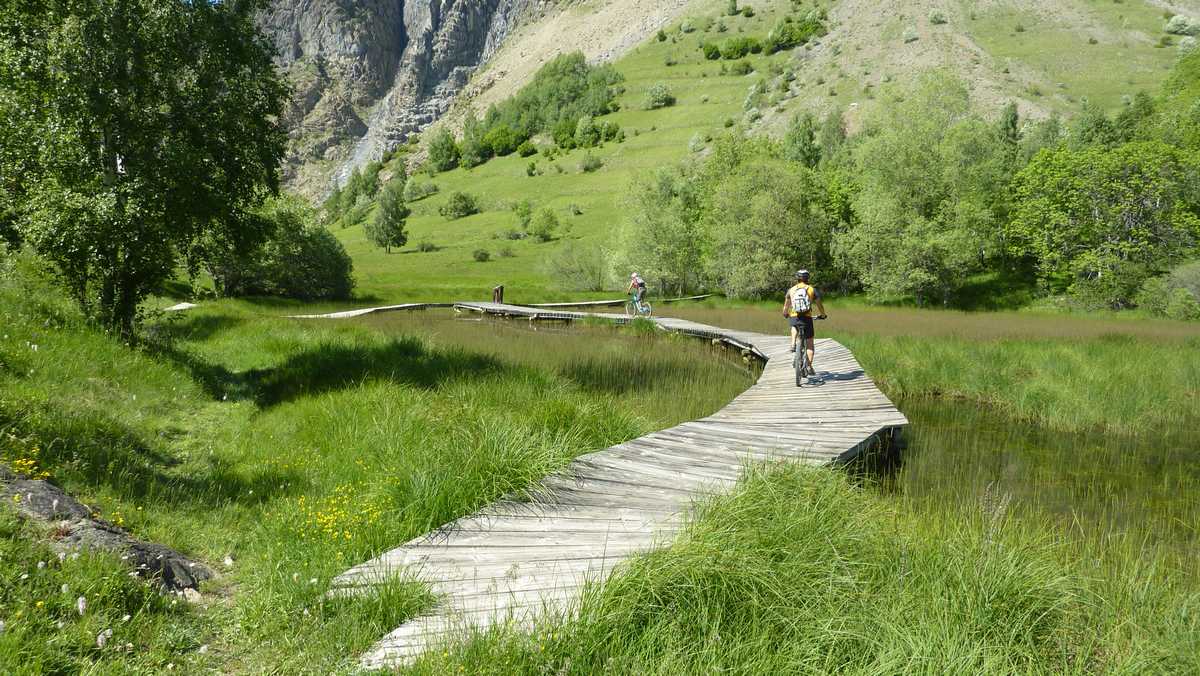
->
[328, 0, 1200, 303]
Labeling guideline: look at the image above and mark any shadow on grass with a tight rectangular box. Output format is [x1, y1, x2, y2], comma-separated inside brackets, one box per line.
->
[0, 403, 302, 507]
[559, 354, 705, 396]
[153, 336, 508, 408]
[154, 313, 246, 342]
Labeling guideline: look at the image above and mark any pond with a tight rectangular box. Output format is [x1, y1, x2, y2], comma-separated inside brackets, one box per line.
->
[891, 397, 1200, 553]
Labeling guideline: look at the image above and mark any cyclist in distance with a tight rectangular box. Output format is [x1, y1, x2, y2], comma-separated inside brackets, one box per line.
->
[627, 272, 647, 309]
[782, 269, 827, 374]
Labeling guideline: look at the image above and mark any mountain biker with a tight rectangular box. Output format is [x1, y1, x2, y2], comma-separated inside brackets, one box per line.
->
[627, 272, 647, 309]
[782, 270, 827, 374]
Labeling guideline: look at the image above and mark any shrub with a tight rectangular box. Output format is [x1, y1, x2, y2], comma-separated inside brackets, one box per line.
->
[741, 6, 755, 18]
[1165, 287, 1200, 319]
[730, 59, 754, 75]
[512, 199, 534, 230]
[656, 29, 668, 41]
[526, 161, 539, 177]
[929, 11, 948, 25]
[680, 20, 696, 34]
[689, 132, 707, 152]
[719, 36, 761, 59]
[1015, 24, 1025, 33]
[569, 203, 583, 216]
[574, 115, 602, 147]
[1165, 14, 1200, 36]
[472, 249, 491, 262]
[903, 27, 919, 43]
[439, 191, 480, 220]
[543, 241, 610, 291]
[579, 152, 603, 173]
[644, 83, 677, 109]
[403, 177, 438, 202]
[207, 197, 355, 301]
[529, 208, 560, 242]
[428, 129, 460, 172]
[416, 240, 438, 252]
[664, 54, 678, 67]
[517, 140, 537, 157]
[726, 0, 738, 16]
[702, 42, 721, 59]
[499, 245, 516, 258]
[502, 228, 527, 240]
[484, 124, 523, 156]
[724, 117, 735, 128]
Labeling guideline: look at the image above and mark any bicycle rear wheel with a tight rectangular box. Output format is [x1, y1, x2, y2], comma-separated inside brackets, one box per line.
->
[625, 301, 636, 317]
[642, 301, 653, 317]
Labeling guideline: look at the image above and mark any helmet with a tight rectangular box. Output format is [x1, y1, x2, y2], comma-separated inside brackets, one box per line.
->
[631, 272, 639, 279]
[795, 269, 810, 281]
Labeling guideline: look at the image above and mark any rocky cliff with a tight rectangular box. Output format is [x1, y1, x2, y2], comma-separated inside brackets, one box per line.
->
[259, 0, 536, 196]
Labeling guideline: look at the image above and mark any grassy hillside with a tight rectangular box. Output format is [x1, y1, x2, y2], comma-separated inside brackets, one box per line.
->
[0, 257, 753, 671]
[331, 0, 1199, 303]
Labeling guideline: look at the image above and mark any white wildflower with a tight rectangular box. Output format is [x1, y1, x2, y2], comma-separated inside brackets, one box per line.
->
[121, 614, 131, 623]
[61, 584, 69, 594]
[96, 628, 112, 648]
[37, 561, 45, 569]
[76, 596, 86, 616]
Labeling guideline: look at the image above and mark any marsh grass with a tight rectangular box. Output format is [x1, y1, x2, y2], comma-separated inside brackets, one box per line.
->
[662, 302, 1200, 434]
[407, 465, 1200, 674]
[0, 263, 755, 672]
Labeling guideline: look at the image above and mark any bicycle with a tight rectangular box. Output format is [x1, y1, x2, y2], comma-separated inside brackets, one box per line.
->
[626, 294, 653, 318]
[793, 316, 825, 387]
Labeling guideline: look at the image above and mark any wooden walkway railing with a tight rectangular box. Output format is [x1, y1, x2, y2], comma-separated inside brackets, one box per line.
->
[313, 302, 907, 669]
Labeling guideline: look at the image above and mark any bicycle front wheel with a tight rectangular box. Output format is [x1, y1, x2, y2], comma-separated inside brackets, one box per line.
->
[625, 301, 636, 318]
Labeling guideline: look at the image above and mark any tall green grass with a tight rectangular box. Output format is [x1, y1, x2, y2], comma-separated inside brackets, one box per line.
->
[0, 258, 754, 672]
[663, 302, 1200, 434]
[407, 465, 1200, 674]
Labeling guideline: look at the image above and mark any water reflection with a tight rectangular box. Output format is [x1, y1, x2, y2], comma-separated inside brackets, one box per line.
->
[888, 398, 1200, 550]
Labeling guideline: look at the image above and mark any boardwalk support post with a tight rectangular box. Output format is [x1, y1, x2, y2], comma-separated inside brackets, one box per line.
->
[492, 285, 504, 303]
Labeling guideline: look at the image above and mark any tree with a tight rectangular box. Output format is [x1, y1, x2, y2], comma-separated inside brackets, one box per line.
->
[783, 113, 821, 168]
[817, 108, 847, 165]
[1, 0, 287, 337]
[1007, 141, 1200, 307]
[705, 161, 837, 298]
[838, 73, 1009, 304]
[1070, 100, 1120, 148]
[529, 208, 559, 242]
[365, 181, 409, 253]
[617, 167, 708, 295]
[428, 129, 461, 172]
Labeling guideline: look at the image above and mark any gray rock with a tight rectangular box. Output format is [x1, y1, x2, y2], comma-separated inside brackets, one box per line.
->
[1, 467, 214, 591]
[260, 0, 536, 196]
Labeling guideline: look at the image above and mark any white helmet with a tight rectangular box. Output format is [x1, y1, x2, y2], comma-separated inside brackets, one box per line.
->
[631, 272, 639, 279]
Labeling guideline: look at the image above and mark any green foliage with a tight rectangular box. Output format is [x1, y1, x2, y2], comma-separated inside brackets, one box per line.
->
[364, 180, 410, 253]
[729, 59, 754, 75]
[783, 112, 821, 167]
[763, 17, 826, 54]
[706, 161, 838, 297]
[517, 140, 538, 157]
[643, 83, 677, 110]
[618, 167, 707, 295]
[205, 196, 355, 301]
[574, 115, 602, 148]
[402, 177, 439, 202]
[1136, 260, 1200, 319]
[1, 0, 287, 336]
[428, 129, 461, 172]
[482, 123, 521, 157]
[701, 42, 721, 60]
[1070, 100, 1121, 147]
[579, 152, 603, 173]
[529, 208, 560, 242]
[542, 241, 610, 291]
[726, 0, 739, 16]
[459, 114, 493, 169]
[1009, 142, 1200, 307]
[440, 191, 481, 220]
[718, 36, 763, 59]
[839, 73, 1012, 305]
[512, 199, 534, 231]
[472, 248, 491, 262]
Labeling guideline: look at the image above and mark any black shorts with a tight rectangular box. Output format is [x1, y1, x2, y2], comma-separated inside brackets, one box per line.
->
[789, 315, 814, 338]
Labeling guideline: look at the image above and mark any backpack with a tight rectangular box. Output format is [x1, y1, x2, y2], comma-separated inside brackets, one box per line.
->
[790, 285, 812, 313]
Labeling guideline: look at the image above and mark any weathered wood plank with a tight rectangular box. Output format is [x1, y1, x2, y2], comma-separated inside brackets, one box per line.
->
[323, 300, 907, 668]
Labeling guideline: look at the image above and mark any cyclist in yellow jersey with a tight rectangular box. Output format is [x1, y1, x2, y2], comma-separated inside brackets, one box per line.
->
[782, 269, 827, 372]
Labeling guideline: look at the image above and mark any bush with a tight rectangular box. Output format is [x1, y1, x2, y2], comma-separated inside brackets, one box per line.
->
[428, 129, 460, 172]
[499, 245, 516, 258]
[730, 59, 754, 75]
[579, 152, 603, 173]
[416, 240, 438, 252]
[741, 6, 755, 18]
[644, 83, 677, 110]
[1165, 14, 1200, 36]
[513, 199, 534, 230]
[701, 42, 721, 60]
[929, 11, 948, 25]
[719, 36, 761, 59]
[688, 132, 707, 153]
[726, 0, 738, 16]
[656, 29, 668, 42]
[483, 124, 522, 156]
[542, 241, 610, 291]
[472, 249, 491, 262]
[1165, 287, 1200, 319]
[529, 208, 559, 242]
[439, 191, 480, 220]
[517, 140, 537, 157]
[526, 160, 539, 177]
[207, 197, 355, 301]
[403, 178, 438, 202]
[574, 115, 602, 147]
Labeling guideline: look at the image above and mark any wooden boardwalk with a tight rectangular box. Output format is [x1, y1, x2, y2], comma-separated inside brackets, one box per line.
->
[327, 302, 907, 669]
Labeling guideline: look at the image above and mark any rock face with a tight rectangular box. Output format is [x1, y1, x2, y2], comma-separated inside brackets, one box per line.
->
[259, 0, 535, 196]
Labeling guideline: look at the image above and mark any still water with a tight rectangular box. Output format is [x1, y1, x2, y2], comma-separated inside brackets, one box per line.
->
[892, 397, 1200, 551]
